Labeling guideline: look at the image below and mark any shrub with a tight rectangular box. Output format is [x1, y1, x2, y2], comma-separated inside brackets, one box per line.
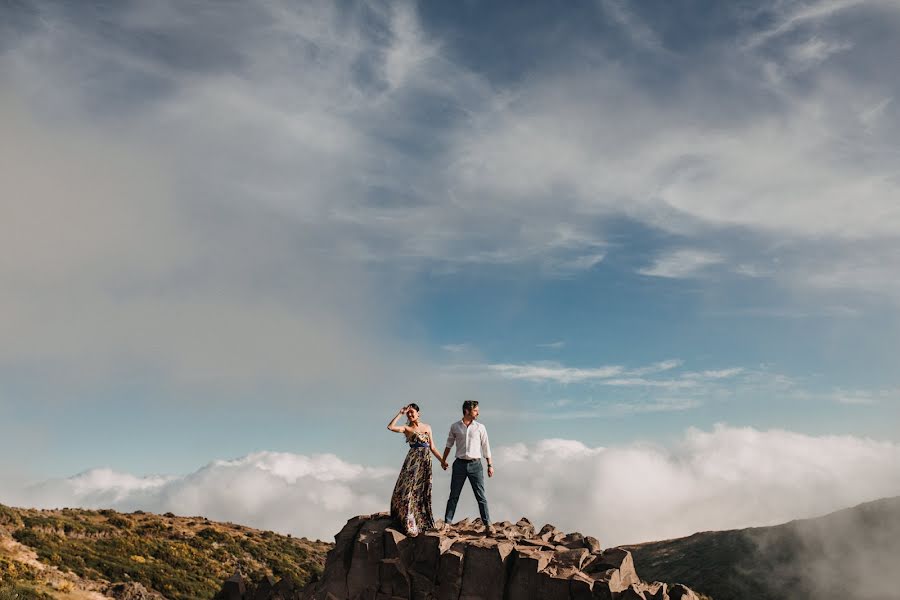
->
[0, 506, 23, 529]
[107, 516, 132, 529]
[0, 582, 53, 600]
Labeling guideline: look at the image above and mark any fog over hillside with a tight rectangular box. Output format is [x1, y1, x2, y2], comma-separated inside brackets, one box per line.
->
[627, 497, 900, 600]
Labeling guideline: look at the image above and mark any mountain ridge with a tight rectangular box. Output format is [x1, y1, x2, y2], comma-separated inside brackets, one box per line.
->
[3, 496, 899, 599]
[622, 495, 900, 600]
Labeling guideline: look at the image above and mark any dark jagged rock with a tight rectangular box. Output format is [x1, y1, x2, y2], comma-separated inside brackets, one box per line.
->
[251, 575, 277, 600]
[215, 572, 246, 600]
[106, 582, 168, 600]
[213, 570, 304, 600]
[278, 513, 702, 600]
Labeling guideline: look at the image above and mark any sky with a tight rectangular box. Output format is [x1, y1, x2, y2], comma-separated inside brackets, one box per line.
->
[2, 0, 900, 545]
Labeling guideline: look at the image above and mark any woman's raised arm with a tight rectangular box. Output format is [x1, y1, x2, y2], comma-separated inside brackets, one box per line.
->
[387, 406, 410, 433]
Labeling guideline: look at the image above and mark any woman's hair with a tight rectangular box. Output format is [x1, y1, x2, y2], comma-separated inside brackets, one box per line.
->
[405, 403, 421, 425]
[404, 403, 422, 443]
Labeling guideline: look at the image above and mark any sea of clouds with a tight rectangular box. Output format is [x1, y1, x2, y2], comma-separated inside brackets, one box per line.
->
[4, 424, 899, 546]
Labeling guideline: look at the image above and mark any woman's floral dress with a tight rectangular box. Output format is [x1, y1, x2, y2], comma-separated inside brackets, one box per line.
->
[390, 430, 435, 536]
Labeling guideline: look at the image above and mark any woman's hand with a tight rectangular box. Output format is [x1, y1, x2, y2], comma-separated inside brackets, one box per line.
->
[388, 406, 410, 432]
[441, 460, 449, 470]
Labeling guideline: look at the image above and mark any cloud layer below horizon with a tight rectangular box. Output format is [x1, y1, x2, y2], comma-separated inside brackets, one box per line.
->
[4, 425, 899, 546]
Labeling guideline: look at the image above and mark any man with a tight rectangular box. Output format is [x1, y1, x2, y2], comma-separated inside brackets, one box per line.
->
[441, 400, 494, 534]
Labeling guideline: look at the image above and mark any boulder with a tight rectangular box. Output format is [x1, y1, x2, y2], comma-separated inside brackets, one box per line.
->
[435, 549, 464, 600]
[536, 570, 571, 600]
[618, 581, 669, 600]
[383, 528, 410, 562]
[561, 532, 586, 549]
[569, 572, 595, 600]
[106, 582, 167, 600]
[319, 514, 375, 600]
[583, 547, 640, 591]
[459, 539, 515, 600]
[378, 559, 410, 599]
[507, 547, 554, 600]
[252, 576, 277, 600]
[346, 517, 393, 599]
[215, 572, 246, 600]
[668, 583, 700, 600]
[514, 517, 536, 538]
[549, 548, 590, 574]
[537, 523, 559, 542]
[272, 577, 297, 599]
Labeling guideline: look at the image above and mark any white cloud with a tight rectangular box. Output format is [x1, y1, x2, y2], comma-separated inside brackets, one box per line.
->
[491, 425, 900, 545]
[820, 388, 900, 406]
[524, 397, 703, 418]
[682, 368, 745, 380]
[627, 359, 684, 376]
[0, 1, 463, 397]
[787, 36, 853, 69]
[598, 0, 666, 54]
[442, 2, 900, 303]
[5, 0, 900, 342]
[610, 398, 702, 414]
[537, 341, 566, 350]
[554, 252, 606, 273]
[6, 452, 395, 541]
[638, 249, 724, 279]
[746, 0, 869, 48]
[6, 426, 900, 547]
[441, 344, 470, 353]
[482, 362, 625, 384]
[458, 359, 740, 389]
[859, 97, 893, 132]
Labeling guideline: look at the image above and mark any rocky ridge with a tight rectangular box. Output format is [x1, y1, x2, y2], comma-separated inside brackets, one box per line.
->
[219, 513, 703, 600]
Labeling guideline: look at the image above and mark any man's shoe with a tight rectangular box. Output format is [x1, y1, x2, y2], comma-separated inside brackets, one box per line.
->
[483, 524, 496, 537]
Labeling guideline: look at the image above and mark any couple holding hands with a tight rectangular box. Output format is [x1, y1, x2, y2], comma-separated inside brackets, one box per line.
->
[387, 400, 494, 537]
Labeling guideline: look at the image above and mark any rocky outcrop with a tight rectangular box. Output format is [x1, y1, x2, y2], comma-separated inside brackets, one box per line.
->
[105, 581, 168, 600]
[218, 513, 702, 600]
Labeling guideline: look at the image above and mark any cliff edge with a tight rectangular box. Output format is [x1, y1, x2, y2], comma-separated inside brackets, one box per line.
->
[219, 513, 703, 600]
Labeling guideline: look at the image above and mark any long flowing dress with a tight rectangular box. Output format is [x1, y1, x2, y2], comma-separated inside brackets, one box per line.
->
[390, 430, 435, 536]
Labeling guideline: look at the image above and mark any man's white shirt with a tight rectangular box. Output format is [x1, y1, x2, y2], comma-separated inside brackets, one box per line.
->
[445, 420, 492, 461]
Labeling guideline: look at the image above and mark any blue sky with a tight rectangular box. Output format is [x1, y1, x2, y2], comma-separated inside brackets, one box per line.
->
[2, 0, 900, 541]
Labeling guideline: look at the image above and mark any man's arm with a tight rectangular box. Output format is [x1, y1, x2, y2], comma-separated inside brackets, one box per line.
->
[441, 425, 455, 466]
[481, 425, 494, 477]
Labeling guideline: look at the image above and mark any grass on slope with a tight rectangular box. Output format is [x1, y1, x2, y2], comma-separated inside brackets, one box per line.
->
[0, 504, 331, 600]
[0, 581, 53, 600]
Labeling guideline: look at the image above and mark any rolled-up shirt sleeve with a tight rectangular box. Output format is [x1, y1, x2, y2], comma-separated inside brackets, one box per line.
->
[446, 425, 456, 452]
[481, 425, 491, 460]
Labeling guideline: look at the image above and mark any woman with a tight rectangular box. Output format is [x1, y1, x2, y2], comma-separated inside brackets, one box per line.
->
[387, 404, 448, 536]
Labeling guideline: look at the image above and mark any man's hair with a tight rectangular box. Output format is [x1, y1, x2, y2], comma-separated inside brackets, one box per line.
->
[462, 400, 479, 415]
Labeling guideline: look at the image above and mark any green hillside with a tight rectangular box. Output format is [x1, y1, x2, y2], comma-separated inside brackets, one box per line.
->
[0, 504, 331, 600]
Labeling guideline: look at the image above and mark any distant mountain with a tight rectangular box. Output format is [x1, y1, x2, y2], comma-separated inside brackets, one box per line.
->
[622, 496, 900, 600]
[0, 504, 329, 600]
